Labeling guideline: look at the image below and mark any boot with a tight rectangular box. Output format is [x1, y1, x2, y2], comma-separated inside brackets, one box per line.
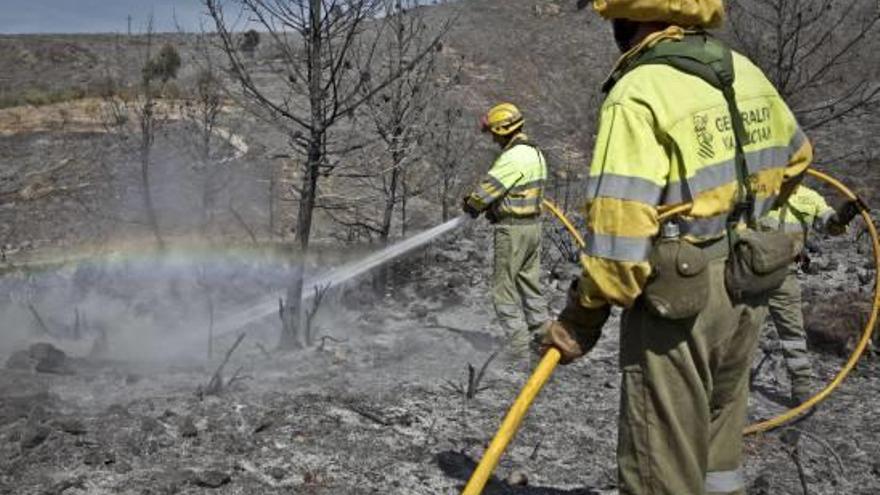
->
[790, 378, 816, 410]
[498, 327, 532, 375]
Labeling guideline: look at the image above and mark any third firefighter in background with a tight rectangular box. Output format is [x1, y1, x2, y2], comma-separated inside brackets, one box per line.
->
[758, 184, 859, 404]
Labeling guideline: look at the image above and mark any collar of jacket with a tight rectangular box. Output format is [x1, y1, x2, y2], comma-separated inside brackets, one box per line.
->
[601, 25, 688, 91]
[503, 132, 530, 151]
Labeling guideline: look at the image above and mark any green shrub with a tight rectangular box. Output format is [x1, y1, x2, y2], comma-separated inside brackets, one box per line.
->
[143, 44, 182, 84]
[240, 29, 260, 56]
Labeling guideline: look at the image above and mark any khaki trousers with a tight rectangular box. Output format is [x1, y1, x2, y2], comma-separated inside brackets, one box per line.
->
[767, 270, 813, 396]
[618, 259, 766, 494]
[492, 222, 546, 355]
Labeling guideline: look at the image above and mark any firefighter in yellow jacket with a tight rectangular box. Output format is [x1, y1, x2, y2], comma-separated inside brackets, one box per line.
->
[534, 2, 812, 493]
[759, 185, 858, 404]
[463, 103, 548, 361]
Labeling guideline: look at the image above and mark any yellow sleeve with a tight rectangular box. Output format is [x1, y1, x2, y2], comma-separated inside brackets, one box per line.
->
[578, 102, 668, 309]
[801, 186, 834, 222]
[794, 185, 836, 231]
[466, 152, 524, 212]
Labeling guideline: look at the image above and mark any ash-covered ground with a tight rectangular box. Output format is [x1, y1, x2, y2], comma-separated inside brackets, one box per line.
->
[1, 215, 879, 495]
[1, 1, 879, 492]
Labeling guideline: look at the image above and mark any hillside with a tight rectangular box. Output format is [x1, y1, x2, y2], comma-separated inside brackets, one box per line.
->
[1, 1, 880, 494]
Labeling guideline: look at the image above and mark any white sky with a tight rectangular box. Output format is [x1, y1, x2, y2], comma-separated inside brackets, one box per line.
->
[0, 0, 209, 34]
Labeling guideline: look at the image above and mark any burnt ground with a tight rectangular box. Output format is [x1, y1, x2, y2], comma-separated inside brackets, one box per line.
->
[1, 1, 880, 493]
[1, 219, 879, 495]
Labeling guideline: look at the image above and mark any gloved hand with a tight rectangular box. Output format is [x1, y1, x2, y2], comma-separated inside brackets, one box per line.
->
[485, 207, 500, 224]
[532, 279, 610, 365]
[795, 251, 811, 272]
[826, 199, 863, 235]
[461, 196, 480, 219]
[834, 199, 861, 226]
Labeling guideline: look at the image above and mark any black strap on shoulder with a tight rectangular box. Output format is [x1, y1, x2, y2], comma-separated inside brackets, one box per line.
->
[510, 133, 537, 149]
[509, 135, 547, 174]
[605, 34, 755, 233]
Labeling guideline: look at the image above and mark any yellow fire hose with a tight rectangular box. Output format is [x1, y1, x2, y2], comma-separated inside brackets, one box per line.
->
[461, 169, 878, 495]
[746, 168, 880, 432]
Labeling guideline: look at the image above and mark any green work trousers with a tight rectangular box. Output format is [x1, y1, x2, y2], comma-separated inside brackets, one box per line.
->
[492, 222, 546, 355]
[767, 269, 813, 397]
[618, 259, 766, 495]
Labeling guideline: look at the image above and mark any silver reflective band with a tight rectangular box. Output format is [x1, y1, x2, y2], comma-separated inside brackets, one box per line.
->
[494, 303, 522, 314]
[790, 127, 808, 153]
[583, 233, 652, 262]
[505, 197, 543, 207]
[510, 178, 547, 193]
[681, 213, 728, 238]
[786, 356, 813, 370]
[664, 128, 805, 204]
[778, 221, 805, 234]
[705, 469, 745, 492]
[477, 188, 496, 203]
[586, 173, 664, 205]
[666, 157, 736, 204]
[780, 339, 809, 351]
[753, 195, 778, 217]
[484, 175, 506, 192]
[679, 196, 780, 240]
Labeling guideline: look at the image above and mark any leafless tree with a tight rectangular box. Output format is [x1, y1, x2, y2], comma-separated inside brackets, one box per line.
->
[204, 0, 444, 251]
[204, 0, 446, 349]
[427, 106, 475, 222]
[304, 283, 330, 346]
[202, 332, 248, 396]
[443, 351, 497, 400]
[195, 264, 217, 359]
[355, 0, 450, 242]
[180, 32, 236, 237]
[728, 0, 880, 130]
[102, 18, 181, 249]
[192, 68, 227, 231]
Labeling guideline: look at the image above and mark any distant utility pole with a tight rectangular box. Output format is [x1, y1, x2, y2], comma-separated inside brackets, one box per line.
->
[127, 15, 132, 36]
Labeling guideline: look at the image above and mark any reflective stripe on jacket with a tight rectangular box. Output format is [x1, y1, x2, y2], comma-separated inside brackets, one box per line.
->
[467, 134, 548, 219]
[579, 48, 812, 309]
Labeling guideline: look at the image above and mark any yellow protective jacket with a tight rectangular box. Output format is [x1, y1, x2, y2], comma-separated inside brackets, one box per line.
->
[579, 46, 812, 309]
[466, 134, 548, 220]
[759, 185, 835, 251]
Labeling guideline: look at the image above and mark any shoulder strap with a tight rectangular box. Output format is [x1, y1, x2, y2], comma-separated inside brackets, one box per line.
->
[605, 34, 755, 229]
[509, 135, 547, 173]
[509, 133, 538, 149]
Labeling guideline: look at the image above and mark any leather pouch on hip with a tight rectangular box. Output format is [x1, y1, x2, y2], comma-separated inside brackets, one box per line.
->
[643, 238, 709, 319]
[724, 229, 795, 299]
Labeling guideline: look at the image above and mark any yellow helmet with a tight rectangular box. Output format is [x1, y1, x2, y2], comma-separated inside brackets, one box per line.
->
[480, 102, 524, 136]
[593, 0, 724, 28]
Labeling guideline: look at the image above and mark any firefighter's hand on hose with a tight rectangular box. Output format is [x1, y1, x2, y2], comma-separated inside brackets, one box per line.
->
[462, 196, 480, 219]
[827, 199, 863, 235]
[835, 199, 862, 226]
[532, 280, 610, 365]
[795, 252, 811, 272]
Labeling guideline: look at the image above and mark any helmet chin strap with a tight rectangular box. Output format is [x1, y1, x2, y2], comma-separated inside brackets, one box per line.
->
[493, 132, 513, 148]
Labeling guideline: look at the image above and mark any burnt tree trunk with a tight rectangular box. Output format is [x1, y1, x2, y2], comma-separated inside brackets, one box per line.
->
[279, 263, 305, 350]
[280, 0, 323, 350]
[379, 140, 403, 244]
[139, 100, 164, 249]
